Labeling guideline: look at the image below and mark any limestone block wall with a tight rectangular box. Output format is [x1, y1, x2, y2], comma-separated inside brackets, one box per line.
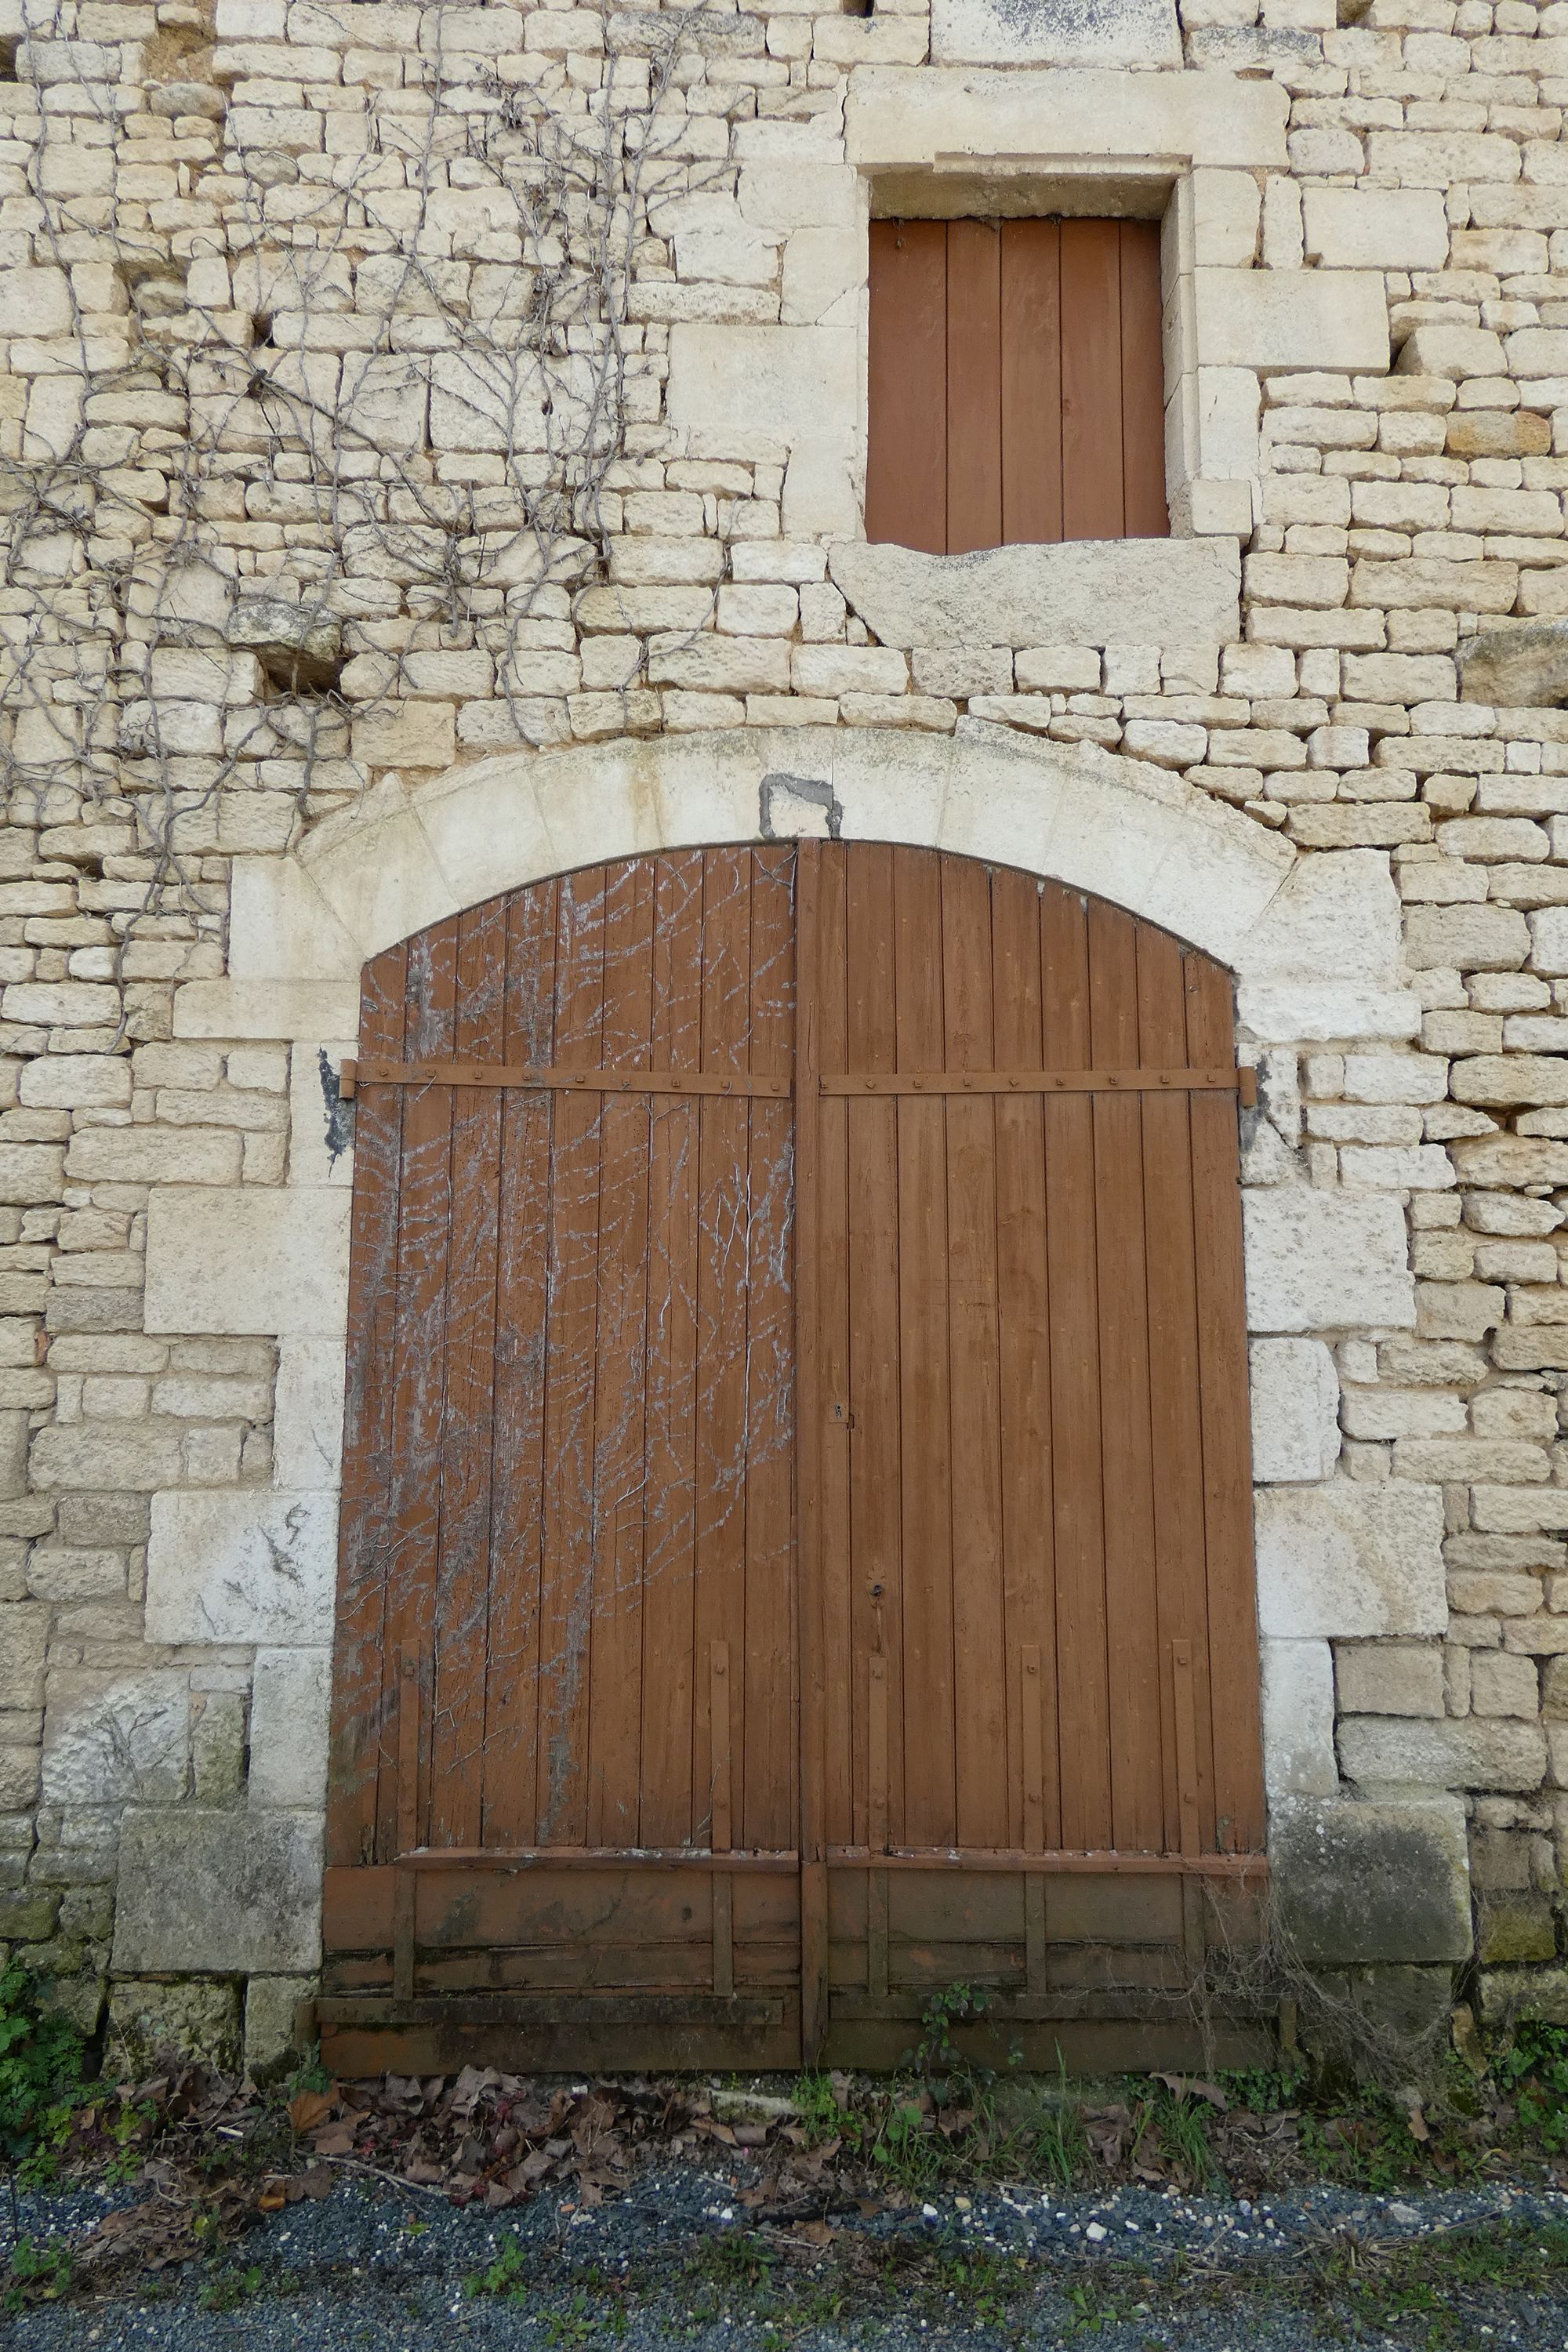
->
[4, 0, 1568, 2065]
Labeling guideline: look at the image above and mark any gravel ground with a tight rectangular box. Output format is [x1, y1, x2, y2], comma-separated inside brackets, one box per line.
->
[9, 2166, 1568, 2350]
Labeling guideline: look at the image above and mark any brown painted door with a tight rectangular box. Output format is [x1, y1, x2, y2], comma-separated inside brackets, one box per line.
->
[799, 850, 1265, 2071]
[318, 845, 1265, 2078]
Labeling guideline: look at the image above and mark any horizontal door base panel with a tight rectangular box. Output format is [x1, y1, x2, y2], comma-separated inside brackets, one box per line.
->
[314, 1991, 800, 2079]
[822, 2019, 1275, 2076]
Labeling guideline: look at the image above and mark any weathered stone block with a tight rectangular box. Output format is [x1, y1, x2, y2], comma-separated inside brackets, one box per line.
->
[1459, 621, 1568, 710]
[271, 1339, 346, 1490]
[1243, 1191, 1414, 1335]
[1261, 1637, 1338, 1801]
[1256, 1482, 1445, 1640]
[1250, 1338, 1340, 1482]
[666, 325, 857, 447]
[829, 539, 1241, 652]
[1269, 1795, 1472, 1965]
[244, 1975, 317, 2078]
[1477, 1893, 1557, 1965]
[1335, 1642, 1445, 1719]
[931, 0, 1180, 67]
[1338, 1716, 1547, 1792]
[41, 1668, 191, 1806]
[1478, 1966, 1568, 2028]
[248, 1650, 330, 1810]
[146, 1492, 336, 1647]
[111, 1808, 323, 1975]
[31, 1425, 183, 1492]
[144, 1189, 350, 1338]
[107, 1978, 243, 2072]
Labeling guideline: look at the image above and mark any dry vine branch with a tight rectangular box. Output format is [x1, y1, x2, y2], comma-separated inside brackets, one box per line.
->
[0, 1, 747, 1004]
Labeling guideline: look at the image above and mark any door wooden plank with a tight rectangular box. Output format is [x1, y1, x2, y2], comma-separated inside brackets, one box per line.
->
[894, 848, 956, 1845]
[1119, 220, 1169, 539]
[742, 848, 797, 1852]
[1136, 928, 1215, 1855]
[1001, 219, 1063, 547]
[586, 858, 655, 1847]
[867, 220, 947, 552]
[1062, 220, 1125, 540]
[640, 854, 706, 1846]
[328, 938, 408, 1869]
[941, 856, 1007, 1849]
[846, 845, 902, 1850]
[380, 917, 459, 1858]
[695, 851, 752, 1850]
[795, 842, 829, 2057]
[537, 870, 608, 1846]
[946, 218, 1004, 556]
[815, 847, 853, 1854]
[430, 900, 506, 1849]
[1087, 900, 1163, 1854]
[1040, 886, 1112, 1852]
[990, 869, 1058, 1851]
[1185, 957, 1266, 1855]
[481, 881, 557, 1848]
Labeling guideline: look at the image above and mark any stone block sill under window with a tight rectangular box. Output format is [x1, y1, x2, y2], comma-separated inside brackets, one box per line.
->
[828, 538, 1242, 653]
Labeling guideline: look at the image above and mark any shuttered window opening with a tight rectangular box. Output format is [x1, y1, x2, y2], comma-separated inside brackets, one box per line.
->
[866, 217, 1169, 554]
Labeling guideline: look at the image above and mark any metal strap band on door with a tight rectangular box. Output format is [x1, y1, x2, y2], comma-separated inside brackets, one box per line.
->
[819, 1066, 1258, 1102]
[339, 1058, 791, 1100]
[339, 1059, 1258, 1105]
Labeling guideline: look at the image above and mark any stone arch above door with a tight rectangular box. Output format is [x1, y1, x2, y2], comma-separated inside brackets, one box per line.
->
[131, 722, 1439, 2016]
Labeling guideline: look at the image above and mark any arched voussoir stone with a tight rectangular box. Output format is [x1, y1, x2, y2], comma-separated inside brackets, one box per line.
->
[267, 726, 1298, 981]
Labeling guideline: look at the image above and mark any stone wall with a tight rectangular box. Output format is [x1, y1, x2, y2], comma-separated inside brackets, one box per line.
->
[5, 0, 1568, 2067]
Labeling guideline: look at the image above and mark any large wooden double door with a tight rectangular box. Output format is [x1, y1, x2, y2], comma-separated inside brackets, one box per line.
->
[318, 844, 1266, 2076]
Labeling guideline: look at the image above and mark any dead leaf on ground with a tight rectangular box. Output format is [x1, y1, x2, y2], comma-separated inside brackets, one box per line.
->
[288, 2087, 337, 2136]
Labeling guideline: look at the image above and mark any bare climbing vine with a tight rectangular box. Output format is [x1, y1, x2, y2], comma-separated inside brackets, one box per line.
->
[0, 2, 736, 992]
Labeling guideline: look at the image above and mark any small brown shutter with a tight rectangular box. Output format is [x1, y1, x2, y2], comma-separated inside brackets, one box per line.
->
[866, 218, 1168, 553]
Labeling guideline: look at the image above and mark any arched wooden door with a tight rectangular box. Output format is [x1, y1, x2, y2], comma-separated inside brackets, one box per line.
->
[318, 845, 1266, 2077]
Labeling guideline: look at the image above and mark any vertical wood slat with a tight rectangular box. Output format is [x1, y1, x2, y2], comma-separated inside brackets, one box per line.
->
[694, 852, 752, 1854]
[1001, 219, 1063, 547]
[638, 855, 703, 1846]
[481, 883, 557, 1849]
[393, 1652, 419, 2000]
[326, 937, 407, 1869]
[430, 901, 505, 1849]
[711, 1639, 734, 1999]
[866, 220, 947, 552]
[866, 213, 1167, 550]
[1040, 887, 1111, 1853]
[946, 217, 1003, 555]
[846, 846, 902, 1849]
[991, 869, 1057, 1850]
[894, 847, 956, 1845]
[1062, 217, 1125, 543]
[586, 860, 655, 1847]
[1088, 901, 1163, 1854]
[1119, 220, 1170, 536]
[381, 917, 459, 1861]
[536, 871, 606, 1846]
[942, 858, 1007, 1848]
[868, 1653, 888, 1855]
[742, 853, 797, 1851]
[1185, 957, 1266, 1855]
[1138, 927, 1214, 1854]
[794, 842, 829, 2060]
